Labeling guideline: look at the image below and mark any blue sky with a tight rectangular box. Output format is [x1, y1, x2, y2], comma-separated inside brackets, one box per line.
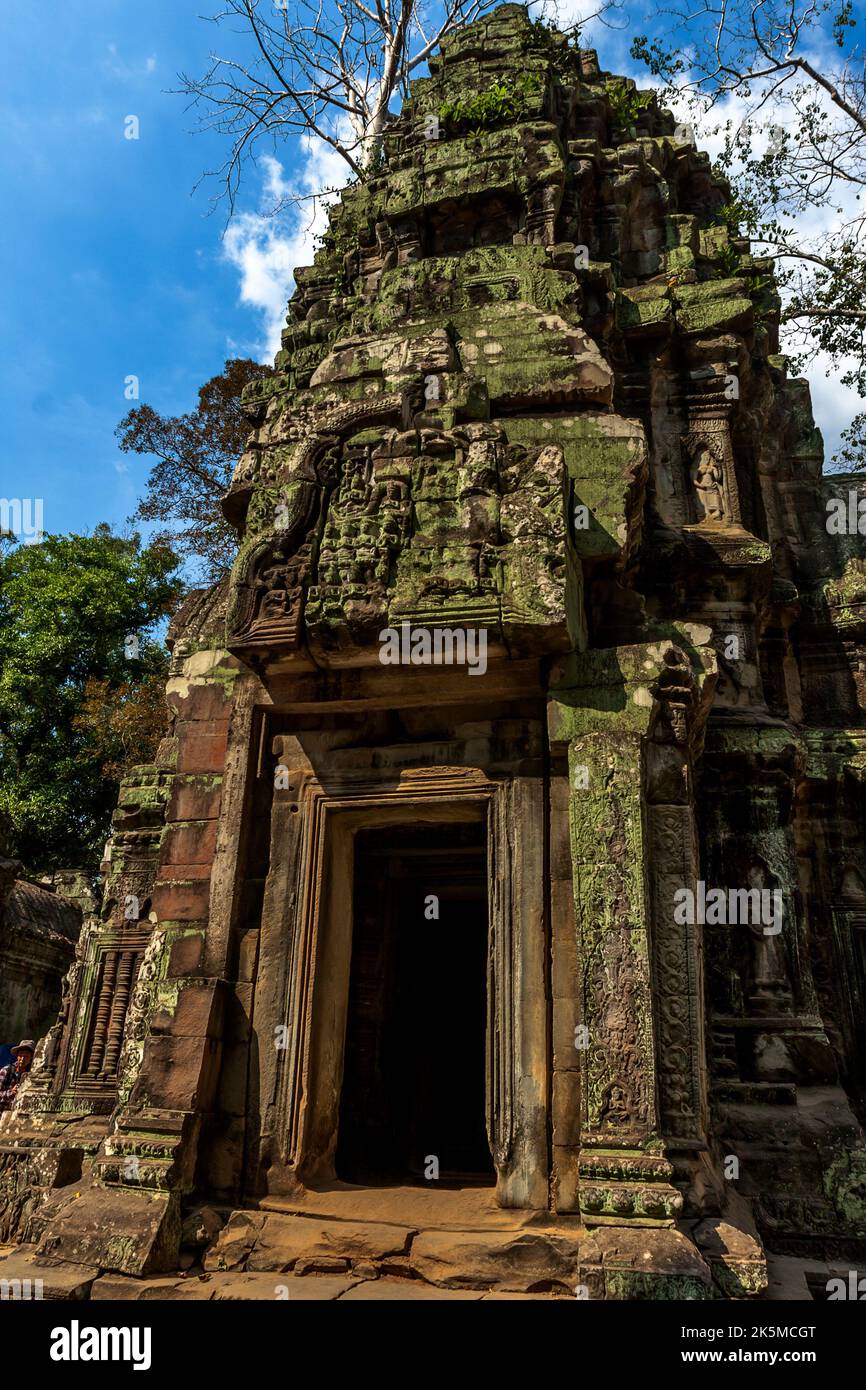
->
[0, 1, 860, 547]
[0, 0, 284, 540]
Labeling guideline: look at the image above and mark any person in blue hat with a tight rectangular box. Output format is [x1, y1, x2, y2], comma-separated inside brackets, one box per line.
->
[0, 1040, 35, 1111]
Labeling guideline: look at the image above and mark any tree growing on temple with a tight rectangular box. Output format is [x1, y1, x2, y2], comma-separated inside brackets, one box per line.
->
[178, 0, 501, 209]
[632, 0, 866, 467]
[0, 527, 182, 870]
[117, 357, 271, 582]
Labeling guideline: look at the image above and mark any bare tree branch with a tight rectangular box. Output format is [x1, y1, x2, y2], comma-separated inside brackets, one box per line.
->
[632, 0, 866, 393]
[177, 0, 512, 214]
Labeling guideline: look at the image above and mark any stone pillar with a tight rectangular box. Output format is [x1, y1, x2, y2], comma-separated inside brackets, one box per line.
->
[570, 726, 681, 1223]
[550, 638, 717, 1227]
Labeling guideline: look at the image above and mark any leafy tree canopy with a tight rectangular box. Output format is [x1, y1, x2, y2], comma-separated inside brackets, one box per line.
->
[632, 0, 866, 469]
[0, 526, 182, 872]
[117, 357, 271, 583]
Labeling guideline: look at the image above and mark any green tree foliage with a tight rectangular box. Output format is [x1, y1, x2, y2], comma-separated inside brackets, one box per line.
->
[73, 671, 173, 785]
[832, 411, 866, 473]
[117, 358, 271, 582]
[438, 73, 542, 136]
[632, 0, 866, 466]
[0, 527, 182, 871]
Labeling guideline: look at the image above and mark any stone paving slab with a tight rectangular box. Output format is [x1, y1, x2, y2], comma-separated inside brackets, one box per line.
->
[0, 1249, 99, 1300]
[764, 1255, 815, 1302]
[91, 1274, 215, 1301]
[204, 1209, 417, 1273]
[338, 1278, 485, 1301]
[87, 1269, 562, 1300]
[213, 1272, 362, 1300]
[247, 1213, 416, 1272]
[93, 1272, 358, 1301]
[409, 1228, 580, 1292]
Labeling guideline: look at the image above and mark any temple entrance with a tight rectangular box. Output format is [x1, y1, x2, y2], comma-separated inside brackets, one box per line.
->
[250, 758, 549, 1209]
[335, 822, 493, 1186]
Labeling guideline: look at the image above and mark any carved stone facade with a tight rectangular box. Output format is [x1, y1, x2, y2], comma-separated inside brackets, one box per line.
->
[2, 5, 866, 1298]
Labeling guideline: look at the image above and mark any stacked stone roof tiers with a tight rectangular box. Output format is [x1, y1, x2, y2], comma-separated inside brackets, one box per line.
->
[216, 2, 794, 680]
[0, 866, 81, 950]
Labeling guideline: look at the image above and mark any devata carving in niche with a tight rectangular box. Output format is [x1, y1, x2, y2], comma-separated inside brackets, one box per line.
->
[684, 434, 727, 523]
[745, 861, 793, 1012]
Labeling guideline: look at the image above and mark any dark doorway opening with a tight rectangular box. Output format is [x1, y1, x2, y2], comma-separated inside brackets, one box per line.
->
[336, 821, 493, 1186]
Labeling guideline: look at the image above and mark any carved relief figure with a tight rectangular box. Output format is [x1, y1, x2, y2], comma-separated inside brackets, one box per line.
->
[685, 435, 727, 523]
[745, 862, 793, 1012]
[650, 645, 696, 745]
[600, 1080, 632, 1128]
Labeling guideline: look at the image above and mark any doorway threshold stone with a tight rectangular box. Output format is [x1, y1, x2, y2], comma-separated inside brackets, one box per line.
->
[204, 1209, 416, 1273]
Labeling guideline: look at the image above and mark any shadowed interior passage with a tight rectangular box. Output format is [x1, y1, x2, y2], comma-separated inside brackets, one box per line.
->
[336, 822, 493, 1186]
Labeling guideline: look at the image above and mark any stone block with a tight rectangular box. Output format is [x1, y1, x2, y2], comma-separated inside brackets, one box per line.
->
[36, 1188, 181, 1277]
[161, 820, 219, 867]
[0, 1249, 98, 1300]
[692, 1217, 767, 1298]
[176, 727, 229, 774]
[166, 931, 206, 979]
[410, 1229, 581, 1292]
[167, 776, 223, 823]
[577, 1226, 714, 1301]
[169, 980, 221, 1040]
[167, 683, 234, 724]
[551, 1068, 581, 1147]
[135, 1035, 217, 1111]
[152, 878, 212, 921]
[204, 1209, 417, 1273]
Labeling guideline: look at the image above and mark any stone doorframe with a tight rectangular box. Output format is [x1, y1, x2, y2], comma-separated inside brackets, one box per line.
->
[248, 739, 550, 1210]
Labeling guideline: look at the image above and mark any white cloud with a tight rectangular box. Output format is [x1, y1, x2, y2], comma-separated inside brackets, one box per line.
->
[806, 356, 861, 462]
[653, 56, 864, 466]
[103, 44, 158, 81]
[222, 142, 348, 362]
[545, 0, 635, 72]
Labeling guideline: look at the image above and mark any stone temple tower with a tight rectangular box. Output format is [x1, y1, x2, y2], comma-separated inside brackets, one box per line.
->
[2, 4, 866, 1299]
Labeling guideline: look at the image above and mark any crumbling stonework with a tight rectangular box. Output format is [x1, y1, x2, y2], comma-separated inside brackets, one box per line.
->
[2, 4, 866, 1298]
[0, 863, 86, 1045]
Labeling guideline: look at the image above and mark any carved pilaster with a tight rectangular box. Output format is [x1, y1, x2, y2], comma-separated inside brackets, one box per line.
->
[557, 638, 717, 1225]
[114, 926, 167, 1113]
[570, 729, 680, 1223]
[646, 646, 711, 1148]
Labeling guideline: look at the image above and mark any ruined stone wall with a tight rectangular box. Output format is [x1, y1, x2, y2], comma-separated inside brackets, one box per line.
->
[0, 862, 84, 1044]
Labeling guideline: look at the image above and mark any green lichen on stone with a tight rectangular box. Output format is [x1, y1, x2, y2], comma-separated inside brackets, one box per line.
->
[605, 1271, 714, 1300]
[672, 277, 754, 334]
[616, 283, 672, 333]
[824, 1147, 866, 1228]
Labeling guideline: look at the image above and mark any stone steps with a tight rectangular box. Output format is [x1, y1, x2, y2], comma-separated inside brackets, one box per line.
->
[202, 1207, 584, 1294]
[91, 1270, 553, 1301]
[0, 1244, 562, 1301]
[0, 1212, 772, 1300]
